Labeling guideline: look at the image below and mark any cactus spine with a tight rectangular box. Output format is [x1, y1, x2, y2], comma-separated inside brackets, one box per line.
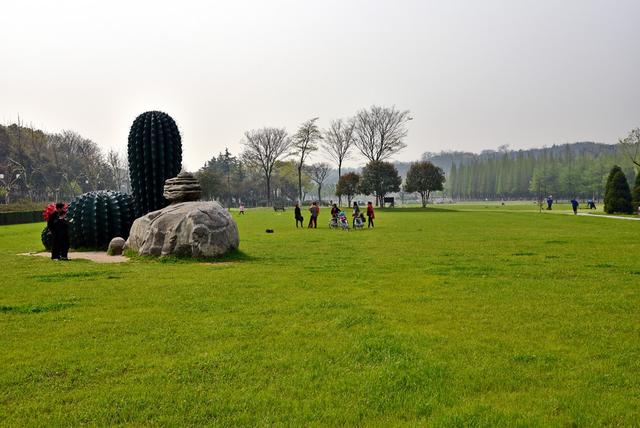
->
[127, 111, 182, 216]
[67, 191, 135, 249]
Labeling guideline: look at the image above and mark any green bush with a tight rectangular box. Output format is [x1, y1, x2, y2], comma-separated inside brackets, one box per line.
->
[632, 172, 640, 213]
[604, 165, 633, 214]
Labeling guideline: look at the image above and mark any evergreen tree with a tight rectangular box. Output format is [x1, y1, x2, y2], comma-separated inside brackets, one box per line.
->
[632, 171, 640, 212]
[604, 165, 633, 214]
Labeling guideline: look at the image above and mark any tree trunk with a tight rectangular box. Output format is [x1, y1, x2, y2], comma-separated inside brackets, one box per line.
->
[317, 185, 322, 204]
[297, 165, 303, 203]
[421, 192, 426, 208]
[266, 176, 271, 206]
[337, 164, 342, 206]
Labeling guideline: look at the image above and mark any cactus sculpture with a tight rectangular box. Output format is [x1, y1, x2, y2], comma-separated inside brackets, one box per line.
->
[66, 191, 135, 249]
[127, 111, 182, 216]
[41, 227, 52, 250]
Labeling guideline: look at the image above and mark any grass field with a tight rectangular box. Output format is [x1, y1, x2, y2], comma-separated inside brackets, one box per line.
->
[1, 204, 639, 426]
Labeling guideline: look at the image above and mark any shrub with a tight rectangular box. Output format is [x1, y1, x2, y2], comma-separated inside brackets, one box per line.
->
[632, 172, 640, 213]
[604, 165, 633, 214]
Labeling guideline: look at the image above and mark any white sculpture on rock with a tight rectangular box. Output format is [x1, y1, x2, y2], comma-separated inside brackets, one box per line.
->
[125, 172, 239, 258]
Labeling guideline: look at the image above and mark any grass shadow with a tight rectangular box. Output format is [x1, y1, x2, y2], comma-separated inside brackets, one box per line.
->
[124, 248, 254, 264]
[377, 207, 458, 213]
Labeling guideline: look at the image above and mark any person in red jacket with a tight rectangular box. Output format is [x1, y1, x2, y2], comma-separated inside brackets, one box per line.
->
[366, 201, 375, 228]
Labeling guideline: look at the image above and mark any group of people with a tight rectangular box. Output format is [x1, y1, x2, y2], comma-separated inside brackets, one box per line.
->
[547, 195, 597, 215]
[294, 201, 375, 229]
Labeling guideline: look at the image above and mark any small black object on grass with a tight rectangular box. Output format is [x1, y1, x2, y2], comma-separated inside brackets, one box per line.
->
[265, 229, 274, 233]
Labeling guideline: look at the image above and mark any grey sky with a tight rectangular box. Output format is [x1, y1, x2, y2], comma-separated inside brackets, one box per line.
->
[1, 0, 639, 170]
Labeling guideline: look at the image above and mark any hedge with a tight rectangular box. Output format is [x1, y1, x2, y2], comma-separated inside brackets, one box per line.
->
[0, 211, 43, 225]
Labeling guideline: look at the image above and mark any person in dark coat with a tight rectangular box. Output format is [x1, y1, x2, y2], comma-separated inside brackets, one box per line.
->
[570, 198, 579, 215]
[330, 203, 340, 218]
[48, 202, 70, 260]
[294, 203, 304, 228]
[546, 195, 553, 210]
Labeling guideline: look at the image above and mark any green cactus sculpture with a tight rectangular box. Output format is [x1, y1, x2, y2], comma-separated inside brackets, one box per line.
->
[41, 227, 52, 250]
[67, 191, 135, 249]
[127, 111, 182, 216]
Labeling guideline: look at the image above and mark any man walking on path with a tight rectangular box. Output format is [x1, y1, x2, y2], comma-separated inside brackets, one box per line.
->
[366, 201, 375, 228]
[571, 198, 579, 215]
[47, 202, 70, 260]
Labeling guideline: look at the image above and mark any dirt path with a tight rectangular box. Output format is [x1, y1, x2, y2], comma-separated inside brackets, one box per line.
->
[19, 251, 129, 263]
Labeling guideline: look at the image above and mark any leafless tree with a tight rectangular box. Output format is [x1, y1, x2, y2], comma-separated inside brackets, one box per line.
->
[354, 105, 412, 162]
[307, 162, 330, 203]
[242, 127, 292, 205]
[107, 149, 128, 192]
[619, 128, 640, 169]
[0, 162, 23, 204]
[323, 118, 356, 178]
[291, 117, 322, 202]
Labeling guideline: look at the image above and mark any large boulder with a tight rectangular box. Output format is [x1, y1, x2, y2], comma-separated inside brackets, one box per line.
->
[125, 201, 239, 258]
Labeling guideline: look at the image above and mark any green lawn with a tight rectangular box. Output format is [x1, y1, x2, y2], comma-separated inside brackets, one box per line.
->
[1, 205, 639, 426]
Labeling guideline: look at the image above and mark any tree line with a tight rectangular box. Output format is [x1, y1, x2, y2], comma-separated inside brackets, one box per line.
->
[444, 138, 639, 200]
[0, 121, 128, 204]
[3, 110, 638, 208]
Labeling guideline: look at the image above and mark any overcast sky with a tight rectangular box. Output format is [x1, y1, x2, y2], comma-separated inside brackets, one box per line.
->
[1, 0, 639, 170]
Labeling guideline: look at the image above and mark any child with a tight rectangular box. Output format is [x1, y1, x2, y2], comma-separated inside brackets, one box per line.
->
[239, 203, 245, 215]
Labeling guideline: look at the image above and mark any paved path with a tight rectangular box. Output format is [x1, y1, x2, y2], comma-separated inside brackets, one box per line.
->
[19, 251, 129, 263]
[567, 212, 640, 221]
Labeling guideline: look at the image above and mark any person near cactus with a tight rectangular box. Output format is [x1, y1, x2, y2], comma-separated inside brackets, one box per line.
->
[47, 202, 71, 260]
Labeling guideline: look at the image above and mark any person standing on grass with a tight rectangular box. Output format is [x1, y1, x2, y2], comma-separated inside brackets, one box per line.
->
[308, 201, 319, 228]
[366, 201, 375, 228]
[330, 203, 340, 219]
[571, 198, 579, 215]
[239, 203, 245, 215]
[294, 203, 304, 228]
[47, 202, 70, 261]
[352, 201, 360, 227]
[547, 195, 554, 210]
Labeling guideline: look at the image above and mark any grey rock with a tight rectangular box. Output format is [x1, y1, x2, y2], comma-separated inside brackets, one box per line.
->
[163, 171, 202, 203]
[108, 237, 126, 256]
[125, 201, 239, 258]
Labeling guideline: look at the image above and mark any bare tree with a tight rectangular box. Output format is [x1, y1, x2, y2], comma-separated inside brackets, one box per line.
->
[619, 128, 640, 169]
[242, 127, 291, 206]
[291, 117, 322, 202]
[0, 162, 23, 204]
[307, 162, 330, 203]
[107, 149, 126, 192]
[354, 105, 412, 162]
[323, 118, 356, 178]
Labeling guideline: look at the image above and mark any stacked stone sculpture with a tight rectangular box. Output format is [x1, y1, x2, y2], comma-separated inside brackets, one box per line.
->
[163, 171, 202, 203]
[126, 173, 239, 258]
